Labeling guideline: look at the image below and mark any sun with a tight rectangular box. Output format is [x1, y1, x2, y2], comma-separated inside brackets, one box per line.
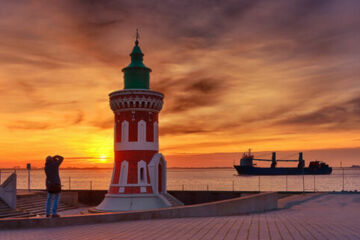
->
[99, 155, 107, 163]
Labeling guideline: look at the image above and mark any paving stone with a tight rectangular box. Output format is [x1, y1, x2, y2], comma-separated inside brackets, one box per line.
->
[0, 194, 359, 240]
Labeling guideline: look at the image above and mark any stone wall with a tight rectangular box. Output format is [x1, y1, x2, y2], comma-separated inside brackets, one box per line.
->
[0, 192, 278, 229]
[0, 173, 16, 209]
[63, 190, 256, 205]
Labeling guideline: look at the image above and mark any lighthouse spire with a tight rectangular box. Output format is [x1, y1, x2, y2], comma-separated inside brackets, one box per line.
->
[135, 28, 139, 45]
[122, 29, 151, 89]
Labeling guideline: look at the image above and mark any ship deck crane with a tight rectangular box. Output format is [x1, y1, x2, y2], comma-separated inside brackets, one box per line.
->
[253, 152, 305, 168]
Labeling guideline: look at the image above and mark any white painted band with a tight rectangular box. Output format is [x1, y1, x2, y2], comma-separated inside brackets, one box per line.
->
[115, 141, 158, 151]
[105, 193, 161, 198]
[110, 183, 151, 187]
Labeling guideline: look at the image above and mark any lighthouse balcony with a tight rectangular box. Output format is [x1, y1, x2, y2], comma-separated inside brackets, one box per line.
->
[110, 89, 163, 112]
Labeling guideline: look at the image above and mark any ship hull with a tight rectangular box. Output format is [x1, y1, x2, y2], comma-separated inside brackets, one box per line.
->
[234, 166, 332, 175]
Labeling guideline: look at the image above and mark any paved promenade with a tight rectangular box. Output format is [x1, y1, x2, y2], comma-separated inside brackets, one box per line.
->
[1, 193, 359, 240]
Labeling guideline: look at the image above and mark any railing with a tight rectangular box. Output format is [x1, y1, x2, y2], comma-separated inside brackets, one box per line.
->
[0, 169, 16, 185]
[167, 174, 360, 192]
[2, 168, 359, 192]
[0, 171, 17, 209]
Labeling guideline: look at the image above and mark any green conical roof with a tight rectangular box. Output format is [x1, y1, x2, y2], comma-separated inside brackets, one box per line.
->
[122, 40, 151, 89]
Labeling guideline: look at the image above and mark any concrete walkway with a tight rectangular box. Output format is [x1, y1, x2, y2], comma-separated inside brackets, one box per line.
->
[1, 193, 359, 240]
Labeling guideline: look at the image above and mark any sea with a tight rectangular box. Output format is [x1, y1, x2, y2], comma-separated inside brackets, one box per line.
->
[1, 168, 359, 192]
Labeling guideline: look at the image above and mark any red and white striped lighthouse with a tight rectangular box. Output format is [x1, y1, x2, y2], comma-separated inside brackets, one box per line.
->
[96, 36, 181, 211]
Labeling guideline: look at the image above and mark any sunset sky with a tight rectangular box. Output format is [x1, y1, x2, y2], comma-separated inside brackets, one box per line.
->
[0, 0, 359, 168]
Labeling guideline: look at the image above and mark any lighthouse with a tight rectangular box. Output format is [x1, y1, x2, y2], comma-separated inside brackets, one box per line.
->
[96, 35, 181, 211]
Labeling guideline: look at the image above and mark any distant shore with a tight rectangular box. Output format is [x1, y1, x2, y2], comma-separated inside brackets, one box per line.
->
[0, 167, 235, 170]
[1, 166, 359, 170]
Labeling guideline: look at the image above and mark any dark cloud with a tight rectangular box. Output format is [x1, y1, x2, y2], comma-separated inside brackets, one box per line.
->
[2, 0, 359, 68]
[155, 75, 228, 113]
[348, 97, 360, 115]
[279, 96, 360, 128]
[55, 0, 130, 66]
[223, 0, 360, 68]
[2, 0, 359, 77]
[184, 78, 219, 94]
[162, 137, 282, 152]
[282, 106, 347, 125]
[144, 0, 261, 46]
[57, 0, 263, 64]
[159, 108, 286, 136]
[160, 123, 210, 136]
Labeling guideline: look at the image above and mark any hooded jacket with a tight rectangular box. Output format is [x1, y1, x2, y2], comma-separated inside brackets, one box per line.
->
[45, 156, 63, 187]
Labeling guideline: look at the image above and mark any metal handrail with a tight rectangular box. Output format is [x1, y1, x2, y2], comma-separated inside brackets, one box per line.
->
[4, 168, 360, 192]
[0, 169, 16, 185]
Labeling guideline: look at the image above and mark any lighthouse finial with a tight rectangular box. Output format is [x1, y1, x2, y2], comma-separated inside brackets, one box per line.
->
[135, 28, 139, 45]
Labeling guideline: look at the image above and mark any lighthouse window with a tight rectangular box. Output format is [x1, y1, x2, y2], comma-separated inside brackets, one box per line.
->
[140, 168, 144, 181]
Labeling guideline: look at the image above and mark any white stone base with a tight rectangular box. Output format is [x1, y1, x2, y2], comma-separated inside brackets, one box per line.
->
[95, 193, 171, 212]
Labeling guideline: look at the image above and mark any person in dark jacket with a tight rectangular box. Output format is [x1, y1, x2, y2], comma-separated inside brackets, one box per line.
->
[45, 155, 63, 217]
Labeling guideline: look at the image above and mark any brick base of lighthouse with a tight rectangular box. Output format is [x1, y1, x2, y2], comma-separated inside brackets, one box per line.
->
[96, 153, 175, 211]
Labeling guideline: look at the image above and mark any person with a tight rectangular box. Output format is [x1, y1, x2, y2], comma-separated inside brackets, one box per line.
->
[44, 155, 64, 218]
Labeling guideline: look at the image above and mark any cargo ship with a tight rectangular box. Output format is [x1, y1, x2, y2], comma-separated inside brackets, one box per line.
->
[234, 150, 332, 175]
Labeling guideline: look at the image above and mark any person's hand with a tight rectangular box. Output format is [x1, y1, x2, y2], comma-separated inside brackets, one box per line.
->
[53, 155, 64, 163]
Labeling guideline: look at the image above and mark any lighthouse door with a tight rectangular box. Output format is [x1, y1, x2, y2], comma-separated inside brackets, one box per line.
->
[158, 164, 162, 193]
